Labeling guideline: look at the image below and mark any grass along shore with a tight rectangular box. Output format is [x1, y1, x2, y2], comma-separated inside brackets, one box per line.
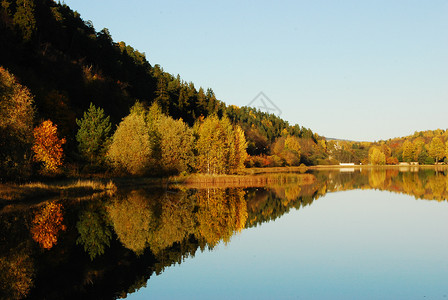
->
[0, 179, 116, 203]
[7, 163, 445, 203]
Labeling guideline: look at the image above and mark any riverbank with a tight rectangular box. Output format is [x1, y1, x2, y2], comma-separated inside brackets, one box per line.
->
[0, 167, 312, 204]
[0, 180, 116, 204]
[3, 164, 446, 204]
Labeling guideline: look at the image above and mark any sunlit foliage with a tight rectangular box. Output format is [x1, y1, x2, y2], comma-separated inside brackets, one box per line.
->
[195, 115, 248, 174]
[76, 103, 111, 166]
[271, 135, 301, 166]
[32, 120, 66, 173]
[368, 147, 385, 165]
[402, 140, 415, 162]
[157, 115, 195, 174]
[429, 137, 445, 163]
[107, 110, 153, 175]
[30, 202, 66, 249]
[0, 66, 35, 179]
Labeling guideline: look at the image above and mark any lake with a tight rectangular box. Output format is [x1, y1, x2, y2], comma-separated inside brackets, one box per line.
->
[1, 168, 447, 299]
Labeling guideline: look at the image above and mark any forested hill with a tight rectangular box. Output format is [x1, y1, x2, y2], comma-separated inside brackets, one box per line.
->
[0, 0, 321, 156]
[5, 1, 446, 181]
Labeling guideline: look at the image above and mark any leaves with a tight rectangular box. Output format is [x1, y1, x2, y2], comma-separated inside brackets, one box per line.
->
[0, 66, 35, 179]
[32, 120, 65, 173]
[76, 103, 111, 166]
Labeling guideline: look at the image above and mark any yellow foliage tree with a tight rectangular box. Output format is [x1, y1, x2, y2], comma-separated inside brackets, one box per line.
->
[195, 115, 247, 174]
[0, 66, 35, 179]
[32, 120, 66, 173]
[368, 147, 385, 165]
[107, 112, 153, 175]
[429, 137, 445, 163]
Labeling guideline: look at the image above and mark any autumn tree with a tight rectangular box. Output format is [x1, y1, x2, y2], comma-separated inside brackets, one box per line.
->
[402, 140, 415, 162]
[0, 66, 35, 179]
[157, 115, 194, 174]
[76, 103, 111, 166]
[195, 115, 228, 174]
[107, 106, 154, 175]
[445, 141, 448, 163]
[230, 125, 248, 172]
[195, 115, 248, 174]
[429, 137, 445, 164]
[368, 147, 385, 165]
[271, 135, 301, 166]
[413, 138, 426, 162]
[32, 120, 66, 173]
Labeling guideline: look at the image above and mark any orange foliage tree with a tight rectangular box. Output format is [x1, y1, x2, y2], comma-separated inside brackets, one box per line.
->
[31, 202, 66, 249]
[32, 120, 66, 172]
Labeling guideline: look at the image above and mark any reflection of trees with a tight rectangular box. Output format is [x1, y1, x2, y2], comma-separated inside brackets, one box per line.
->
[106, 188, 248, 255]
[106, 191, 156, 255]
[314, 168, 448, 202]
[246, 183, 320, 228]
[30, 202, 66, 250]
[195, 188, 247, 247]
[4, 170, 448, 299]
[368, 169, 386, 189]
[76, 202, 112, 260]
[0, 246, 35, 300]
[148, 191, 196, 254]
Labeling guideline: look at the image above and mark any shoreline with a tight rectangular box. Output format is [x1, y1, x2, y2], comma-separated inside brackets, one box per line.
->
[1, 164, 446, 205]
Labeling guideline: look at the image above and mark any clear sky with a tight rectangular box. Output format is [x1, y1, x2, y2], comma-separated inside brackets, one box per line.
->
[63, 0, 448, 142]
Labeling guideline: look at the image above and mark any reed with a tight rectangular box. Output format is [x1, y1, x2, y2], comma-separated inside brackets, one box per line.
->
[0, 179, 116, 202]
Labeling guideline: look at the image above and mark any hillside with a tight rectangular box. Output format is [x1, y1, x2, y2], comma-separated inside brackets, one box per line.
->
[1, 0, 446, 181]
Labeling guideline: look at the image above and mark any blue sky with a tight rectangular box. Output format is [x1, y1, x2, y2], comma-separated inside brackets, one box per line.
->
[63, 0, 448, 141]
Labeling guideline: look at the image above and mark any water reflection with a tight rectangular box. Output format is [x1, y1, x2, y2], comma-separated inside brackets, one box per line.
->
[0, 168, 448, 299]
[316, 168, 448, 201]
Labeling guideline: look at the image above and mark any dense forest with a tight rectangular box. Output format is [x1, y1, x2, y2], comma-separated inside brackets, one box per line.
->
[1, 0, 448, 181]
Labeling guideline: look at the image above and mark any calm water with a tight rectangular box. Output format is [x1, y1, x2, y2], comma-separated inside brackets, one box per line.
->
[1, 168, 447, 299]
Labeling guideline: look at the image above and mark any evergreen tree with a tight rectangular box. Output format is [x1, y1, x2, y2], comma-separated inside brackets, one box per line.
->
[13, 0, 36, 41]
[76, 103, 111, 166]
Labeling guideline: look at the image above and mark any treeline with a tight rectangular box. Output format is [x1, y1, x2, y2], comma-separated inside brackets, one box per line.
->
[0, 66, 248, 178]
[326, 129, 448, 165]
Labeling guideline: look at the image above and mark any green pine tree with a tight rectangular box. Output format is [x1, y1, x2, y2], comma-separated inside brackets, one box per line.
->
[13, 0, 36, 41]
[76, 103, 111, 166]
